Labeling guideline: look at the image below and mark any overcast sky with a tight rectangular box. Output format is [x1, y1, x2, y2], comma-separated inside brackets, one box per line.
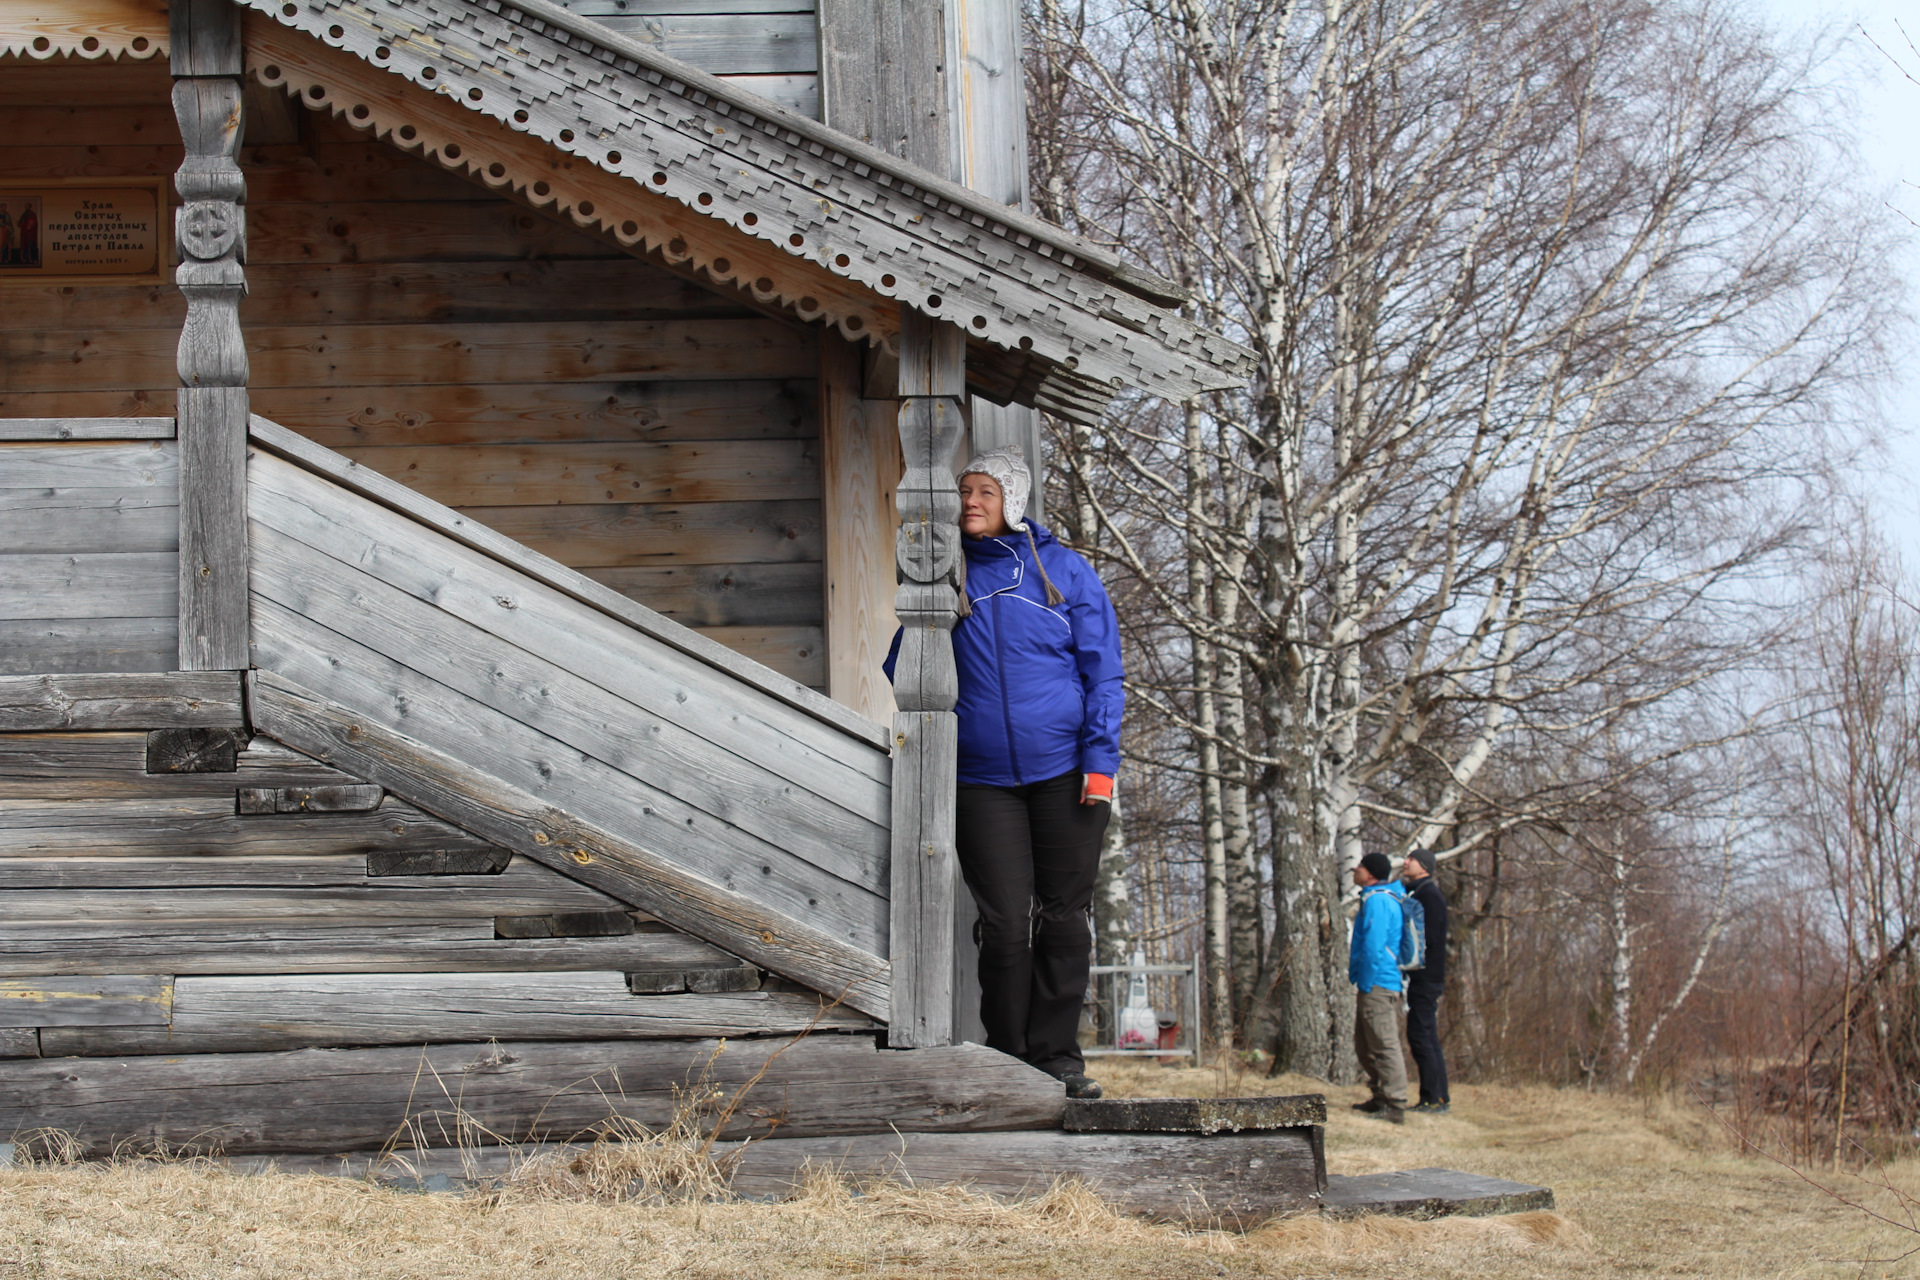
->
[1749, 0, 1920, 564]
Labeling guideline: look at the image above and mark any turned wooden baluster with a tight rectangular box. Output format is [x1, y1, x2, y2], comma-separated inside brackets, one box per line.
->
[171, 0, 250, 672]
[886, 309, 968, 1048]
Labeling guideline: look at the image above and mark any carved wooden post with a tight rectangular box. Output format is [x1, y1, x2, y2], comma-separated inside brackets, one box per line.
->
[887, 309, 967, 1048]
[171, 0, 250, 672]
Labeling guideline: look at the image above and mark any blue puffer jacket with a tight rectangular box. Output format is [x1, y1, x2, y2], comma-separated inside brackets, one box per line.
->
[1350, 882, 1408, 994]
[887, 522, 1124, 788]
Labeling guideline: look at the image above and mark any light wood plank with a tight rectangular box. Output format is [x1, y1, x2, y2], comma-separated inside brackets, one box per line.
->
[887, 710, 959, 1048]
[0, 672, 241, 730]
[246, 670, 891, 1019]
[176, 385, 251, 671]
[692, 624, 825, 686]
[0, 618, 176, 676]
[230, 260, 754, 327]
[0, 733, 366, 798]
[258, 379, 815, 448]
[0, 1028, 35, 1057]
[247, 428, 887, 754]
[248, 466, 886, 816]
[0, 975, 170, 1029]
[0, 553, 177, 621]
[584, 562, 821, 627]
[0, 57, 174, 108]
[818, 336, 899, 723]
[0, 487, 178, 555]
[0, 321, 819, 392]
[0, 141, 178, 181]
[558, 0, 815, 17]
[241, 199, 613, 265]
[716, 72, 816, 116]
[0, 794, 500, 859]
[589, 12, 817, 74]
[248, 526, 883, 880]
[0, 1038, 1061, 1153]
[465, 499, 822, 568]
[0, 418, 174, 440]
[332, 440, 818, 507]
[170, 0, 242, 76]
[0, 440, 176, 490]
[43, 973, 871, 1052]
[248, 598, 887, 947]
[0, 390, 178, 421]
[0, 876, 621, 924]
[0, 854, 530, 889]
[0, 922, 735, 977]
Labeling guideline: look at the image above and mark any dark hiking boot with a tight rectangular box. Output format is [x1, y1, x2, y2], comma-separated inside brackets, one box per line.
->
[1361, 1105, 1406, 1125]
[1061, 1073, 1103, 1099]
[1351, 1098, 1385, 1113]
[1408, 1101, 1451, 1115]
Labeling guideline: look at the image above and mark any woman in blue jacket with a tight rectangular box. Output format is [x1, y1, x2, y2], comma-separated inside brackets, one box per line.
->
[888, 447, 1124, 1098]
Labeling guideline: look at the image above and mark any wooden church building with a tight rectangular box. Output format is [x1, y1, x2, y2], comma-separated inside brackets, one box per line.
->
[0, 0, 1250, 1160]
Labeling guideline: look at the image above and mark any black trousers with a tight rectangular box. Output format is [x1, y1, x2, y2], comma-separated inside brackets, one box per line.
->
[954, 770, 1109, 1079]
[1405, 982, 1449, 1104]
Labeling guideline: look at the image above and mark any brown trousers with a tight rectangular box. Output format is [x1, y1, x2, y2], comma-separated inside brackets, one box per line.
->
[1354, 986, 1408, 1109]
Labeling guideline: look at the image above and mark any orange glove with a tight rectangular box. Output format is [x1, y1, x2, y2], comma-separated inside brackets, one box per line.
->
[1081, 773, 1114, 805]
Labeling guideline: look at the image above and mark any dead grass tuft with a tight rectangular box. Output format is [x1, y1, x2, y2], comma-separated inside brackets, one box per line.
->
[1246, 1207, 1588, 1259]
[494, 1107, 735, 1205]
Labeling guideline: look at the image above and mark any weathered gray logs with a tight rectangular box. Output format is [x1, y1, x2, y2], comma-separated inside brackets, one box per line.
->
[0, 923, 734, 979]
[0, 1037, 1063, 1155]
[0, 976, 172, 1029]
[1064, 1095, 1327, 1133]
[0, 673, 242, 731]
[172, 0, 250, 670]
[0, 1029, 38, 1058]
[247, 670, 892, 1019]
[720, 1129, 1324, 1226]
[38, 973, 869, 1054]
[0, 419, 176, 441]
[887, 311, 967, 1048]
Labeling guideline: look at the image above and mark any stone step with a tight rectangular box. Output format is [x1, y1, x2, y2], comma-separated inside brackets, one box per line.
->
[1321, 1167, 1554, 1219]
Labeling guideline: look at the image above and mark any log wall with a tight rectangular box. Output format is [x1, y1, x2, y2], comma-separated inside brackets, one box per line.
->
[0, 54, 827, 686]
[551, 0, 819, 118]
[0, 442, 179, 674]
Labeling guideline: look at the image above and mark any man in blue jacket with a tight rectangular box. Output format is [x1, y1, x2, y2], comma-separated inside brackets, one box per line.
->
[1350, 851, 1409, 1123]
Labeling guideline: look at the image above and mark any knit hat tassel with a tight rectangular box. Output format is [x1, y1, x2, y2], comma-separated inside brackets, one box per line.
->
[953, 548, 972, 617]
[1026, 526, 1065, 606]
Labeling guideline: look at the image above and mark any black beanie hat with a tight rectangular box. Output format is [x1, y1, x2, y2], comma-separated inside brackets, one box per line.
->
[1359, 852, 1392, 881]
[1408, 848, 1437, 876]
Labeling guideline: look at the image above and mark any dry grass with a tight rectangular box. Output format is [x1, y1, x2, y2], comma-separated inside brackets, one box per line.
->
[3, 1063, 1917, 1278]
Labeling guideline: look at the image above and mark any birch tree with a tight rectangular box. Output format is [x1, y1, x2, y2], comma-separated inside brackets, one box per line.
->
[1030, 0, 1891, 1072]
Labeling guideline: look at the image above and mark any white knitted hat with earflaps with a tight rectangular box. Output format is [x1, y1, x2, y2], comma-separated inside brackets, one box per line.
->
[955, 445, 1062, 610]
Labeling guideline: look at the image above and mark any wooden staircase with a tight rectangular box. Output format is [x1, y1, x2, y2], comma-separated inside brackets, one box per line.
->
[242, 418, 896, 1019]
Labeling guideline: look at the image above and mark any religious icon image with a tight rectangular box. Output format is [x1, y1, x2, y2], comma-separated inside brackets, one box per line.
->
[0, 197, 44, 269]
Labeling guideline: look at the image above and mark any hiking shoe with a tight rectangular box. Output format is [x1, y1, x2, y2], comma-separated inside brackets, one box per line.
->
[1350, 1098, 1385, 1113]
[1361, 1106, 1406, 1125]
[1061, 1073, 1103, 1099]
[1408, 1101, 1451, 1115]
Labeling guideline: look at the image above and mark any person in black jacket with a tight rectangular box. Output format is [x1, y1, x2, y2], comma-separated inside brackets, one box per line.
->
[1401, 849, 1451, 1113]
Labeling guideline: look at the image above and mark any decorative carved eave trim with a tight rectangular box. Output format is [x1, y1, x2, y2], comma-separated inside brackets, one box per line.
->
[237, 0, 1255, 406]
[0, 0, 167, 59]
[246, 13, 901, 352]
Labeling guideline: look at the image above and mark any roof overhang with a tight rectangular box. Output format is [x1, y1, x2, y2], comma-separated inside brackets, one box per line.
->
[3, 0, 1254, 421]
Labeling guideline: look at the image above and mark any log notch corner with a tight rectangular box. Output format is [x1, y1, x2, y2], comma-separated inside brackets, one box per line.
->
[172, 0, 251, 671]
